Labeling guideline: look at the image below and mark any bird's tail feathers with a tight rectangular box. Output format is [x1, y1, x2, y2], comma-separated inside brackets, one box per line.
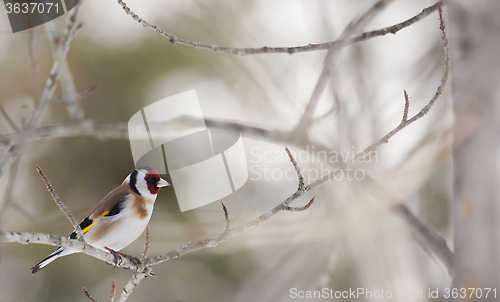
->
[31, 247, 76, 274]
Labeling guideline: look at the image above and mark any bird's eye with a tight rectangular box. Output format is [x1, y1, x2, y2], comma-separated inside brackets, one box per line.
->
[146, 177, 156, 184]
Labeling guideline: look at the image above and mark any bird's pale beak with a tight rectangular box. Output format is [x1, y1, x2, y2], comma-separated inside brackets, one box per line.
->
[158, 178, 171, 187]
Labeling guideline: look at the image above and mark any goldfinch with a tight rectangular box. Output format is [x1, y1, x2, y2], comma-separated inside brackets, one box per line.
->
[31, 167, 171, 274]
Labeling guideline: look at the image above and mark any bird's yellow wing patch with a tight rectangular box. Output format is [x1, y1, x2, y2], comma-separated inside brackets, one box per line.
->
[82, 222, 94, 234]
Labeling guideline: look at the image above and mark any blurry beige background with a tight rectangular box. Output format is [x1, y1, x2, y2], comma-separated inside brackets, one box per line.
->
[0, 0, 453, 301]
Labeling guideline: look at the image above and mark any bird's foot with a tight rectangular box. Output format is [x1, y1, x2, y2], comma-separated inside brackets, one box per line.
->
[105, 247, 140, 269]
[105, 247, 123, 267]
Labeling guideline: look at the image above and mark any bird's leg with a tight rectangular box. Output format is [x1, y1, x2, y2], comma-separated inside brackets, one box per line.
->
[105, 247, 140, 269]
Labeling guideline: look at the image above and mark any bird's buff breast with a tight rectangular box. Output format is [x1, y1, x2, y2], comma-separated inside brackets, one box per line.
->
[84, 205, 153, 251]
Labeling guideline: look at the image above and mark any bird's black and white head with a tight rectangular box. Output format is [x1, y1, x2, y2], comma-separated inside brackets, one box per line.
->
[125, 167, 170, 200]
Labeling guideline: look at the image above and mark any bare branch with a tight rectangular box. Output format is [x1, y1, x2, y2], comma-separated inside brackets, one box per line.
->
[36, 166, 84, 240]
[83, 287, 99, 302]
[392, 203, 453, 274]
[110, 279, 116, 302]
[284, 196, 315, 212]
[82, 279, 116, 302]
[52, 84, 99, 105]
[402, 90, 410, 123]
[117, 0, 442, 56]
[146, 196, 315, 268]
[146, 152, 314, 267]
[357, 3, 449, 158]
[0, 231, 139, 270]
[117, 271, 148, 302]
[285, 147, 305, 190]
[221, 203, 230, 231]
[142, 227, 150, 260]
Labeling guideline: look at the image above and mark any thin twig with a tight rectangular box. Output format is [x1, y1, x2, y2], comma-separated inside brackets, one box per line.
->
[36, 166, 84, 239]
[142, 227, 150, 260]
[117, 0, 442, 56]
[402, 90, 410, 122]
[221, 203, 230, 231]
[284, 197, 315, 212]
[83, 287, 99, 302]
[285, 147, 305, 190]
[357, 3, 449, 158]
[82, 279, 116, 302]
[52, 83, 99, 105]
[110, 279, 116, 302]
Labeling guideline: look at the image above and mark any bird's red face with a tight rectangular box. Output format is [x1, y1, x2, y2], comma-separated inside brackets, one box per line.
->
[144, 169, 170, 195]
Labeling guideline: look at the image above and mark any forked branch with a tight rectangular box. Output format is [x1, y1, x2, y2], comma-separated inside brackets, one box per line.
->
[357, 3, 449, 159]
